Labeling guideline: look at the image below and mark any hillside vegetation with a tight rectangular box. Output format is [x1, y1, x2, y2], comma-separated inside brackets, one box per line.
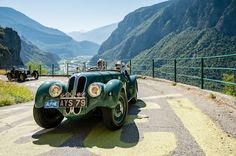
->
[92, 0, 236, 61]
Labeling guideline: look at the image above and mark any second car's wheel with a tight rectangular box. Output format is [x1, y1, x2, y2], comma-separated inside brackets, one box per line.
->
[33, 106, 64, 129]
[33, 71, 39, 79]
[7, 73, 12, 81]
[18, 73, 26, 82]
[102, 91, 128, 130]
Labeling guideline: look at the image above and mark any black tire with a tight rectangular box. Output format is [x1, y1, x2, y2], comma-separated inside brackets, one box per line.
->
[33, 71, 39, 79]
[33, 106, 64, 129]
[18, 73, 26, 82]
[7, 73, 12, 81]
[102, 91, 128, 130]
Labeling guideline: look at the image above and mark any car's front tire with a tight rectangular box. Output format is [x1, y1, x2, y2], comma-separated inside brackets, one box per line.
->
[33, 106, 64, 129]
[102, 91, 128, 130]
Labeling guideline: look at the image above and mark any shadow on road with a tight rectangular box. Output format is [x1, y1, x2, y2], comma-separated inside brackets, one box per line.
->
[31, 100, 146, 149]
[7, 78, 39, 83]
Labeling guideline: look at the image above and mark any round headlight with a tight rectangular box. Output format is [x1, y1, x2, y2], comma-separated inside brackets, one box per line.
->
[88, 83, 102, 97]
[49, 84, 62, 97]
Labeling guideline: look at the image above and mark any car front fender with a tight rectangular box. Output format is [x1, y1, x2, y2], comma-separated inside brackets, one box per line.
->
[34, 81, 67, 108]
[103, 79, 124, 108]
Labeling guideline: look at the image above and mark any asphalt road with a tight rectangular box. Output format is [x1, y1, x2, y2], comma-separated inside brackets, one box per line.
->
[0, 76, 235, 156]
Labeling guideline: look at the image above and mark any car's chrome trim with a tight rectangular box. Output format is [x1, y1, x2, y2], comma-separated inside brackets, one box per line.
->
[64, 107, 82, 116]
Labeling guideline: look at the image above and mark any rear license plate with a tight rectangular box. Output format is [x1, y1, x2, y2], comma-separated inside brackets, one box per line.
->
[59, 98, 86, 108]
[44, 100, 59, 108]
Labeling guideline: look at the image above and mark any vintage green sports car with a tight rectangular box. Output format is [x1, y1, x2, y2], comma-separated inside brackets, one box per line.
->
[33, 70, 138, 130]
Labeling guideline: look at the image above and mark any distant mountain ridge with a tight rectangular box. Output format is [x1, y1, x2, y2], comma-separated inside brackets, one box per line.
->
[0, 7, 98, 57]
[92, 0, 236, 62]
[68, 23, 118, 44]
[0, 26, 60, 69]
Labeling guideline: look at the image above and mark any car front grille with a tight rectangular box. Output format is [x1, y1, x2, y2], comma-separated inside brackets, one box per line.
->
[76, 76, 86, 93]
[68, 76, 86, 95]
[68, 76, 75, 92]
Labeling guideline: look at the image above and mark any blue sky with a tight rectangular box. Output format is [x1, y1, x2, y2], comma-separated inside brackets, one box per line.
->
[0, 0, 166, 32]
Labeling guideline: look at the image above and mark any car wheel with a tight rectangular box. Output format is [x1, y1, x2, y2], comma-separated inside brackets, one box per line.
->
[102, 91, 128, 130]
[7, 73, 12, 81]
[33, 106, 64, 129]
[18, 73, 25, 82]
[33, 71, 39, 79]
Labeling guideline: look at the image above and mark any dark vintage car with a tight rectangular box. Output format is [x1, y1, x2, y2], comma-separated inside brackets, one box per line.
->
[33, 69, 138, 130]
[7, 67, 39, 82]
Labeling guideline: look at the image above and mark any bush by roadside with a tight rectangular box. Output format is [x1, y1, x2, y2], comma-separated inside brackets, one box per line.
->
[0, 80, 33, 106]
[0, 69, 7, 75]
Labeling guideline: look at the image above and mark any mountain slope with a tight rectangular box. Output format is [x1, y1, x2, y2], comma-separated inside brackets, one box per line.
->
[92, 0, 236, 62]
[0, 27, 23, 68]
[75, 41, 100, 56]
[0, 7, 93, 57]
[68, 23, 118, 44]
[20, 38, 60, 69]
[134, 28, 236, 63]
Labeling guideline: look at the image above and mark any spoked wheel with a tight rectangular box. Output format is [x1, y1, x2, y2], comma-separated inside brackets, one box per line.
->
[7, 73, 12, 81]
[33, 106, 64, 129]
[103, 91, 128, 130]
[18, 73, 25, 82]
[33, 71, 39, 79]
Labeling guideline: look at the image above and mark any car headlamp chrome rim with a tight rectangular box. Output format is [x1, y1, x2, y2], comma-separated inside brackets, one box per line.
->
[49, 84, 63, 97]
[88, 83, 102, 97]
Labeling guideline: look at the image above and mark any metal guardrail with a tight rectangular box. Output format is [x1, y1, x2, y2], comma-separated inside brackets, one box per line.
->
[1, 53, 235, 95]
[130, 53, 236, 94]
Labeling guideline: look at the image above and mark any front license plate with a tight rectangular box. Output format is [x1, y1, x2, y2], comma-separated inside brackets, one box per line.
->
[59, 98, 86, 108]
[44, 100, 59, 108]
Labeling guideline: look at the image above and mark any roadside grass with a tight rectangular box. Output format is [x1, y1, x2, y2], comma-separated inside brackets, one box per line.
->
[0, 69, 7, 75]
[0, 80, 33, 106]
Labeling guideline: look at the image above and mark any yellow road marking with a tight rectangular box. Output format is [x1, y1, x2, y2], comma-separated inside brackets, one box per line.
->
[0, 121, 72, 156]
[140, 94, 183, 100]
[126, 115, 148, 124]
[167, 98, 236, 156]
[141, 102, 160, 110]
[134, 100, 160, 110]
[84, 99, 176, 156]
[84, 121, 176, 156]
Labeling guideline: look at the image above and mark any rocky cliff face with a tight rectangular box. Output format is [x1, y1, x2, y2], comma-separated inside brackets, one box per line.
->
[92, 0, 236, 62]
[0, 27, 23, 68]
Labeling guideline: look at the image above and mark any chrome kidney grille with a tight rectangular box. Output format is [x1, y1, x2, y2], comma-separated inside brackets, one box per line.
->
[65, 75, 87, 115]
[68, 75, 87, 96]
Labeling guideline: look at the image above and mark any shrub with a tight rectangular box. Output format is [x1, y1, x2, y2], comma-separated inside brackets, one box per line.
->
[27, 61, 48, 75]
[0, 80, 33, 106]
[222, 74, 236, 97]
